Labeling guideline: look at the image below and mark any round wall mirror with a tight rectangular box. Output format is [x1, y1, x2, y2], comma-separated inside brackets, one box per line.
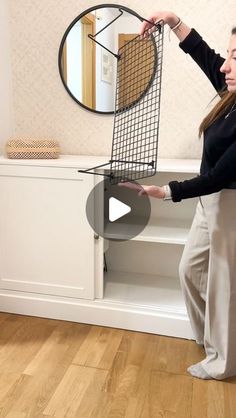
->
[58, 4, 157, 114]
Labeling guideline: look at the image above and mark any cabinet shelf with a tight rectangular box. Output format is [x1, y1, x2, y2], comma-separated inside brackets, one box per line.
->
[104, 270, 186, 315]
[104, 217, 192, 244]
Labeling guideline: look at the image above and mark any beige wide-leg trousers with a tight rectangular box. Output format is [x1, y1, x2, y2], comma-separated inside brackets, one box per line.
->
[179, 189, 236, 379]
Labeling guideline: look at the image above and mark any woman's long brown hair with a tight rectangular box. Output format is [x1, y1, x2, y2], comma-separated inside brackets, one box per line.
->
[198, 27, 236, 137]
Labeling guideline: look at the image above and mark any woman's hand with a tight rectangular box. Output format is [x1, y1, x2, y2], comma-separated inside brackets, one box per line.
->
[140, 11, 180, 36]
[118, 182, 165, 199]
[140, 11, 191, 42]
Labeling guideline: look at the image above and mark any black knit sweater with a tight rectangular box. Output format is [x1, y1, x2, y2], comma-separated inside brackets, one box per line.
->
[169, 29, 236, 202]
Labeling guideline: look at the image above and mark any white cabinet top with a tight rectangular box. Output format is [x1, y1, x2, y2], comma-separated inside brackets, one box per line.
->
[0, 155, 109, 169]
[0, 155, 201, 173]
[156, 159, 200, 173]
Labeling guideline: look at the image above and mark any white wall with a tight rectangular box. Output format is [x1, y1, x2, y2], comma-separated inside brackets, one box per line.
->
[0, 0, 13, 148]
[66, 21, 82, 103]
[5, 0, 236, 157]
[95, 8, 116, 112]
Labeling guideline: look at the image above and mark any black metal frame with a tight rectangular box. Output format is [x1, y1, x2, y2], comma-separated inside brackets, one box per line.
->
[88, 8, 123, 60]
[58, 3, 161, 115]
[78, 20, 164, 183]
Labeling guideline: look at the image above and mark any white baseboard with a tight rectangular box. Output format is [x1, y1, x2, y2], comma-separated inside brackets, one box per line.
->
[0, 290, 194, 340]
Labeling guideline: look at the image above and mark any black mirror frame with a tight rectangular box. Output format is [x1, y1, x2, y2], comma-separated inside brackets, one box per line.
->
[58, 3, 149, 115]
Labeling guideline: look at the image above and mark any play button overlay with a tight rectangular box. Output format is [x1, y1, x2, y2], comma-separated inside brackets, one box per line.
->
[109, 197, 131, 222]
[86, 178, 151, 241]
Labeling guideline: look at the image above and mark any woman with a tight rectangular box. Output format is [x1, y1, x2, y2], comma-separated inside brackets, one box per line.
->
[119, 11, 236, 380]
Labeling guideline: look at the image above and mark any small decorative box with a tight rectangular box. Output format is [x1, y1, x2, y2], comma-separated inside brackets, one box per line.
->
[6, 138, 60, 159]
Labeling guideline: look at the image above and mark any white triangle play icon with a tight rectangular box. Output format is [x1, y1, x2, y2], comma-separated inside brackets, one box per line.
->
[109, 197, 131, 222]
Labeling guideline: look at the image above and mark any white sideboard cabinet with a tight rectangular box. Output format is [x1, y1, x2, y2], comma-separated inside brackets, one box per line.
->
[0, 156, 98, 299]
[0, 156, 200, 339]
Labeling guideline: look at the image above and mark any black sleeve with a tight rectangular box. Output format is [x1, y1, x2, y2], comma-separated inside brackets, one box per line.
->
[179, 29, 226, 92]
[169, 140, 236, 202]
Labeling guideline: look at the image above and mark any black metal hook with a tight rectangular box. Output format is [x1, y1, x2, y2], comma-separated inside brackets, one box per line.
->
[88, 7, 162, 60]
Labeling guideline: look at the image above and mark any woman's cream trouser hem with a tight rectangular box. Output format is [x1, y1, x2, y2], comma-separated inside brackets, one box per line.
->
[179, 190, 236, 379]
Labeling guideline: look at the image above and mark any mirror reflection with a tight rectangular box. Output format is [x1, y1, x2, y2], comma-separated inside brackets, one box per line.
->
[59, 5, 157, 114]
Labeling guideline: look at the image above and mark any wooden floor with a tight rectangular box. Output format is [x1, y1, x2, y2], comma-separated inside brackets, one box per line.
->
[0, 313, 236, 418]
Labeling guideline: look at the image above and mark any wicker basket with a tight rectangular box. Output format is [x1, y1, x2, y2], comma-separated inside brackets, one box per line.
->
[6, 138, 60, 159]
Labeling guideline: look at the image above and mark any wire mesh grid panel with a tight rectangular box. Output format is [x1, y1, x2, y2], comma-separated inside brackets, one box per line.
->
[110, 24, 164, 184]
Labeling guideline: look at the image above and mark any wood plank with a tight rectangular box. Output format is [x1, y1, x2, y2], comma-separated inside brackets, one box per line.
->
[104, 370, 192, 417]
[192, 378, 236, 418]
[152, 335, 205, 375]
[105, 331, 157, 394]
[0, 314, 29, 345]
[2, 370, 58, 417]
[0, 373, 32, 417]
[0, 373, 22, 402]
[5, 412, 27, 418]
[43, 365, 108, 417]
[0, 313, 10, 325]
[24, 322, 90, 376]
[72, 326, 124, 370]
[0, 317, 57, 374]
[141, 371, 192, 418]
[102, 331, 192, 416]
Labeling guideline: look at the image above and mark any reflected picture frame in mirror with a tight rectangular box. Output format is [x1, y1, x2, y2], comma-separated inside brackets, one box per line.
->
[58, 3, 159, 114]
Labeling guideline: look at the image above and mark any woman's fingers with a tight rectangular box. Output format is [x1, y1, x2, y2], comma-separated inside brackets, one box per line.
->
[140, 21, 150, 35]
[138, 189, 147, 196]
[140, 16, 156, 35]
[118, 183, 164, 199]
[118, 182, 148, 197]
[118, 181, 143, 192]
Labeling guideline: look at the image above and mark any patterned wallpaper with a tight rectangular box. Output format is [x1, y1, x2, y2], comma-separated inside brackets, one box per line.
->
[6, 0, 235, 158]
[0, 0, 13, 146]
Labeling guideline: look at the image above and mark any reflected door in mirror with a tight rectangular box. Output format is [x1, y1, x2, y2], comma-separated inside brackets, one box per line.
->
[118, 34, 156, 111]
[61, 14, 96, 109]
